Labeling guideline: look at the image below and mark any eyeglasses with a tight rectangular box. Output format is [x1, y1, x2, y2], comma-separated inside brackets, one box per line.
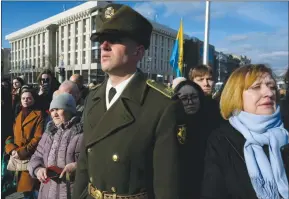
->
[41, 78, 50, 83]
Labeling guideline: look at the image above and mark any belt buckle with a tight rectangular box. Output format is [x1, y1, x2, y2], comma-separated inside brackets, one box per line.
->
[89, 183, 103, 199]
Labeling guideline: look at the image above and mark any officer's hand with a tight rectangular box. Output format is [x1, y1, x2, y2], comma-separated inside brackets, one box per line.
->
[36, 167, 47, 183]
[59, 162, 77, 178]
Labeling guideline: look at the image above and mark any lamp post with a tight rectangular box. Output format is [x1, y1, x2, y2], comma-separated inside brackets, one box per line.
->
[58, 54, 65, 83]
[217, 52, 224, 82]
[147, 56, 152, 79]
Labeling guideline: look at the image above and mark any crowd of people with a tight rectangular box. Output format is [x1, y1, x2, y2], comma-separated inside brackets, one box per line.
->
[1, 2, 289, 199]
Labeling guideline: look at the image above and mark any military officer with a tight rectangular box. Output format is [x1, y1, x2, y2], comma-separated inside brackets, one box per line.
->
[73, 3, 185, 199]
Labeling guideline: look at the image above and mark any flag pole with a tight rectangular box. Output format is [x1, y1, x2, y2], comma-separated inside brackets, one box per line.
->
[203, 0, 210, 65]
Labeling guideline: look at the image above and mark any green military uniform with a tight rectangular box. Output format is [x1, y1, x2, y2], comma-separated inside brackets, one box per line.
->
[73, 4, 185, 199]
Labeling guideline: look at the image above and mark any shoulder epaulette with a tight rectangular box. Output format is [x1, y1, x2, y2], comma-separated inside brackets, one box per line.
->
[146, 79, 175, 99]
[90, 83, 102, 91]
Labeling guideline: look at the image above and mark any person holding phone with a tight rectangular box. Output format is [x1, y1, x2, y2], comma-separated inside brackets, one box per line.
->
[28, 93, 83, 199]
[36, 69, 60, 112]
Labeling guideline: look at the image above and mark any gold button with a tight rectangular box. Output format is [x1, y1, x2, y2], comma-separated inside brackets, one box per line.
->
[112, 154, 119, 162]
[111, 187, 117, 193]
[89, 177, 93, 183]
[87, 148, 92, 153]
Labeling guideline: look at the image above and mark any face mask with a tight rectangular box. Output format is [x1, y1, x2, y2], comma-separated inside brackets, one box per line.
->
[177, 85, 200, 115]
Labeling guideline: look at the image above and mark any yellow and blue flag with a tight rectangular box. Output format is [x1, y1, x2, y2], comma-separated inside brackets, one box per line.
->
[170, 19, 184, 77]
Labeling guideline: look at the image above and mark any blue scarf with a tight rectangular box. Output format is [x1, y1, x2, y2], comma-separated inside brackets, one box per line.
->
[229, 107, 289, 199]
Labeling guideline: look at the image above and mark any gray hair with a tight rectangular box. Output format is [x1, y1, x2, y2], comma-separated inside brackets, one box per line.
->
[58, 80, 80, 101]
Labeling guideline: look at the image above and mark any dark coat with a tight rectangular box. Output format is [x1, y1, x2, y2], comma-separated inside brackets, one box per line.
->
[201, 122, 257, 199]
[73, 71, 185, 199]
[280, 95, 289, 131]
[201, 121, 289, 199]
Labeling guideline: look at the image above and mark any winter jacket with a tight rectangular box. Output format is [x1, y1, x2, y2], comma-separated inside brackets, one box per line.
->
[28, 116, 83, 199]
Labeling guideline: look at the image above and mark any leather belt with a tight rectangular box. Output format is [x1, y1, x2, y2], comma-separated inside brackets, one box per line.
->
[88, 183, 148, 199]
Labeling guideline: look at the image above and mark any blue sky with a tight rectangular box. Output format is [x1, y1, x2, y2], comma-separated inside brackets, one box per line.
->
[2, 1, 288, 73]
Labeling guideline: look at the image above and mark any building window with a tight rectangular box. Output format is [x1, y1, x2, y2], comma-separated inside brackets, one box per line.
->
[68, 53, 71, 65]
[75, 37, 78, 50]
[92, 41, 98, 48]
[68, 39, 71, 51]
[33, 36, 36, 45]
[82, 51, 86, 64]
[43, 45, 45, 55]
[33, 47, 36, 57]
[155, 35, 158, 45]
[68, 24, 71, 37]
[91, 49, 100, 63]
[29, 37, 31, 46]
[43, 33, 45, 43]
[82, 70, 89, 84]
[75, 21, 79, 35]
[83, 35, 86, 49]
[92, 16, 97, 31]
[38, 46, 40, 56]
[38, 35, 40, 44]
[83, 19, 87, 32]
[75, 51, 78, 65]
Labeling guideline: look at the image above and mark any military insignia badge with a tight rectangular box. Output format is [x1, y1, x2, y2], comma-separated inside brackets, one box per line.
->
[104, 7, 115, 19]
[177, 124, 187, 144]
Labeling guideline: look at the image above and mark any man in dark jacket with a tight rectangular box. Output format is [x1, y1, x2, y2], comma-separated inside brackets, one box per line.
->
[73, 3, 185, 199]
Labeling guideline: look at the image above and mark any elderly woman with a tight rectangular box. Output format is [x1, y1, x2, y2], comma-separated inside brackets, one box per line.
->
[201, 64, 289, 199]
[5, 87, 44, 199]
[28, 93, 83, 199]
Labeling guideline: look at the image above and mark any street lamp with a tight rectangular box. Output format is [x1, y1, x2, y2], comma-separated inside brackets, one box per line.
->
[147, 56, 152, 79]
[217, 52, 225, 82]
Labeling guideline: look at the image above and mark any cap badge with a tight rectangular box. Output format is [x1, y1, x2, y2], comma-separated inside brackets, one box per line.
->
[105, 7, 115, 19]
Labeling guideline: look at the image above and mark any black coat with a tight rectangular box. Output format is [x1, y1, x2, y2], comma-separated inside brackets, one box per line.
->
[280, 95, 289, 131]
[73, 71, 185, 199]
[201, 122, 259, 199]
[201, 122, 289, 199]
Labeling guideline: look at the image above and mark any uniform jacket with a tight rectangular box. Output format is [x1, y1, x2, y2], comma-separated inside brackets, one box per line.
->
[28, 117, 83, 199]
[73, 71, 185, 199]
[5, 109, 44, 192]
[201, 122, 289, 199]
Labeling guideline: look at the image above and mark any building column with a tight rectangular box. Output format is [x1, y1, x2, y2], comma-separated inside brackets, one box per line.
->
[64, 26, 68, 66]
[36, 34, 39, 69]
[31, 36, 35, 68]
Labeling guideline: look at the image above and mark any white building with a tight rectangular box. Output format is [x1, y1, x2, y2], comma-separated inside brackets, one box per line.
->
[5, 1, 186, 84]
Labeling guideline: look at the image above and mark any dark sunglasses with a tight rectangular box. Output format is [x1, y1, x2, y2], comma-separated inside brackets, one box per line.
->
[98, 35, 126, 45]
[41, 78, 50, 82]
